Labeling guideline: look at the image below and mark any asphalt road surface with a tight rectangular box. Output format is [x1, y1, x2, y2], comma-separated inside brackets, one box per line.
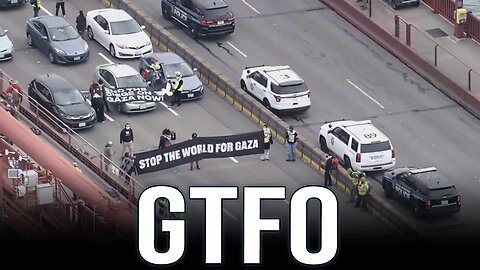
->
[0, 2, 405, 264]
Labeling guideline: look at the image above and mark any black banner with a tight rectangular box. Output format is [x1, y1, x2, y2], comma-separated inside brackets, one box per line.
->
[135, 131, 264, 174]
[104, 87, 163, 103]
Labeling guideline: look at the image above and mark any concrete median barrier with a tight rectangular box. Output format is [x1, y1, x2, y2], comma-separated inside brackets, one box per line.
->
[97, 0, 422, 238]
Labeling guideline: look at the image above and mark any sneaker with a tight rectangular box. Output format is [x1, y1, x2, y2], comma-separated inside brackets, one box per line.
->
[196, 166, 200, 170]
[190, 167, 193, 171]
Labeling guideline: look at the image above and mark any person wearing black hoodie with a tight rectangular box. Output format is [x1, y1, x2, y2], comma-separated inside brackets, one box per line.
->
[158, 128, 172, 149]
[76, 10, 86, 35]
[120, 123, 134, 156]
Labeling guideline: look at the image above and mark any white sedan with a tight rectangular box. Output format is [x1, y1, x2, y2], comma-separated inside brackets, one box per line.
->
[86, 8, 152, 58]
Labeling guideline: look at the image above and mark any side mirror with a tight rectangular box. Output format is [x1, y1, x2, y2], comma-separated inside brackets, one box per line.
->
[193, 67, 198, 72]
[141, 25, 146, 30]
[103, 29, 109, 34]
[4, 29, 8, 34]
[41, 35, 48, 40]
[327, 129, 333, 134]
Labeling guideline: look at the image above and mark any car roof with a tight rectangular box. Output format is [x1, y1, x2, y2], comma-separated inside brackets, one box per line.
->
[92, 9, 132, 22]
[34, 16, 70, 28]
[259, 66, 304, 86]
[406, 167, 454, 190]
[334, 120, 390, 143]
[35, 74, 75, 92]
[148, 52, 185, 65]
[98, 63, 139, 77]
[194, 0, 229, 9]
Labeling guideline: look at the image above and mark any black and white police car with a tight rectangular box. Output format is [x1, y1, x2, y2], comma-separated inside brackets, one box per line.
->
[161, 0, 235, 38]
[382, 167, 461, 217]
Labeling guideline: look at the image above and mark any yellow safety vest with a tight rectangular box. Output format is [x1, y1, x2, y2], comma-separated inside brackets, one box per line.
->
[32, 0, 42, 8]
[358, 182, 368, 196]
[174, 79, 184, 92]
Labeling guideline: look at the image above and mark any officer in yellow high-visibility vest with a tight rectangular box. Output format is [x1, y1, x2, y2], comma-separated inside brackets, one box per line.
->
[355, 178, 369, 209]
[31, 0, 42, 17]
[170, 71, 184, 107]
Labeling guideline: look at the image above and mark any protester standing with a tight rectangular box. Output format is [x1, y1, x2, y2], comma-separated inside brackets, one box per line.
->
[285, 125, 298, 161]
[120, 123, 134, 156]
[120, 152, 136, 185]
[55, 0, 65, 16]
[261, 125, 273, 161]
[324, 154, 334, 187]
[76, 10, 86, 35]
[103, 141, 115, 172]
[190, 133, 200, 170]
[158, 128, 172, 149]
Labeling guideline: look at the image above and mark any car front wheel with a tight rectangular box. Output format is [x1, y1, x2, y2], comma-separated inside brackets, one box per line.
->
[87, 26, 94, 40]
[262, 99, 271, 110]
[319, 136, 328, 153]
[109, 44, 116, 58]
[27, 32, 33, 46]
[240, 79, 247, 91]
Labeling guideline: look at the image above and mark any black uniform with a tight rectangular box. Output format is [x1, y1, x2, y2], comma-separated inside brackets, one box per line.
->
[324, 156, 334, 186]
[92, 93, 105, 122]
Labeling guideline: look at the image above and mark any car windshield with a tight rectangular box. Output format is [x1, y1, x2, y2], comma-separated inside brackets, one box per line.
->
[0, 27, 5, 36]
[163, 63, 194, 79]
[360, 141, 391, 153]
[117, 74, 145, 88]
[271, 82, 308, 95]
[110, 19, 141, 35]
[53, 89, 85, 106]
[49, 25, 79, 41]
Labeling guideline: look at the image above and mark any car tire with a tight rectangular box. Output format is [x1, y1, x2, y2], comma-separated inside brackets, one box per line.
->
[383, 182, 393, 198]
[411, 203, 422, 218]
[189, 24, 198, 39]
[48, 51, 56, 64]
[344, 156, 352, 170]
[240, 80, 247, 92]
[87, 26, 94, 40]
[27, 32, 33, 47]
[109, 44, 116, 58]
[162, 5, 171, 19]
[391, 0, 399, 10]
[262, 99, 271, 110]
[319, 136, 329, 153]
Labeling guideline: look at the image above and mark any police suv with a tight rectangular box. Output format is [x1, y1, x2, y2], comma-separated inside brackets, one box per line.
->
[161, 0, 235, 38]
[318, 120, 395, 171]
[382, 167, 461, 217]
[240, 65, 311, 112]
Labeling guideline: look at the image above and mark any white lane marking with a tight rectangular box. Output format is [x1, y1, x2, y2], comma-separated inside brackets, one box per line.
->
[159, 101, 180, 116]
[346, 79, 385, 109]
[40, 6, 53, 16]
[226, 42, 248, 58]
[98, 52, 114, 64]
[229, 157, 239, 163]
[447, 36, 457, 43]
[242, 0, 261, 14]
[86, 99, 115, 121]
[224, 209, 239, 222]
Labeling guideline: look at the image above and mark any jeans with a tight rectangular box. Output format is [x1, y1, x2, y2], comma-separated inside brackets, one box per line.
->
[33, 7, 40, 17]
[55, 2, 65, 16]
[286, 143, 296, 161]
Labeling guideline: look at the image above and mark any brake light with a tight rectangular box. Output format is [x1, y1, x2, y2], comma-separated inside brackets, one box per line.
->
[391, 149, 396, 158]
[423, 198, 431, 206]
[274, 95, 281, 102]
[307, 91, 311, 98]
[356, 153, 361, 163]
[200, 19, 215, 26]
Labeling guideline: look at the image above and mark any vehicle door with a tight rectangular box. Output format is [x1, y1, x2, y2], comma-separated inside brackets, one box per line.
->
[93, 15, 110, 47]
[98, 69, 117, 89]
[393, 174, 412, 201]
[172, 0, 189, 26]
[247, 71, 268, 100]
[34, 81, 54, 114]
[326, 127, 350, 158]
[32, 21, 50, 54]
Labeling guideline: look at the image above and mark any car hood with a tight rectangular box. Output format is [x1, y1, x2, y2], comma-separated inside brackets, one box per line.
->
[58, 102, 92, 116]
[166, 75, 202, 92]
[110, 31, 150, 48]
[52, 38, 87, 55]
[0, 35, 13, 51]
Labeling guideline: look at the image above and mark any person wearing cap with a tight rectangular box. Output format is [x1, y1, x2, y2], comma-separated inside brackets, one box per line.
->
[261, 125, 273, 161]
[170, 71, 184, 107]
[324, 154, 334, 187]
[190, 133, 200, 170]
[120, 123, 134, 156]
[158, 128, 172, 149]
[5, 80, 24, 109]
[103, 141, 115, 172]
[92, 90, 105, 122]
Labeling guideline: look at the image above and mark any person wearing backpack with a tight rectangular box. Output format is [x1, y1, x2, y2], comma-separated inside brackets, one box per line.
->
[30, 0, 41, 17]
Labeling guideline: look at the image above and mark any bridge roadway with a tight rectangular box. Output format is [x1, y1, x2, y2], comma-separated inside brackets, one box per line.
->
[0, 2, 404, 265]
[97, 0, 480, 243]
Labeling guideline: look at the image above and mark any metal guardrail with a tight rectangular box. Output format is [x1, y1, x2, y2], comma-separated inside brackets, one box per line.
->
[99, 0, 422, 238]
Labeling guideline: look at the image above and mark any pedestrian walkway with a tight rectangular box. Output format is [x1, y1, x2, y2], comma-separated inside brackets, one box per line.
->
[346, 0, 480, 97]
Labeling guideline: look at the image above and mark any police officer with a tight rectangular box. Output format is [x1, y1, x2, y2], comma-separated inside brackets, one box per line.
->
[285, 126, 298, 161]
[355, 178, 369, 209]
[347, 169, 364, 203]
[170, 71, 184, 107]
[324, 154, 334, 186]
[92, 91, 105, 122]
[31, 0, 42, 17]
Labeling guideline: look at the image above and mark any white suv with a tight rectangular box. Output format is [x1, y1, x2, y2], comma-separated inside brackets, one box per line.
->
[318, 120, 395, 172]
[240, 65, 311, 112]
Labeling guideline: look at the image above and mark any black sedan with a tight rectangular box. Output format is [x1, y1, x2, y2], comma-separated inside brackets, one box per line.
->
[28, 74, 97, 130]
[0, 0, 27, 8]
[26, 16, 89, 64]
